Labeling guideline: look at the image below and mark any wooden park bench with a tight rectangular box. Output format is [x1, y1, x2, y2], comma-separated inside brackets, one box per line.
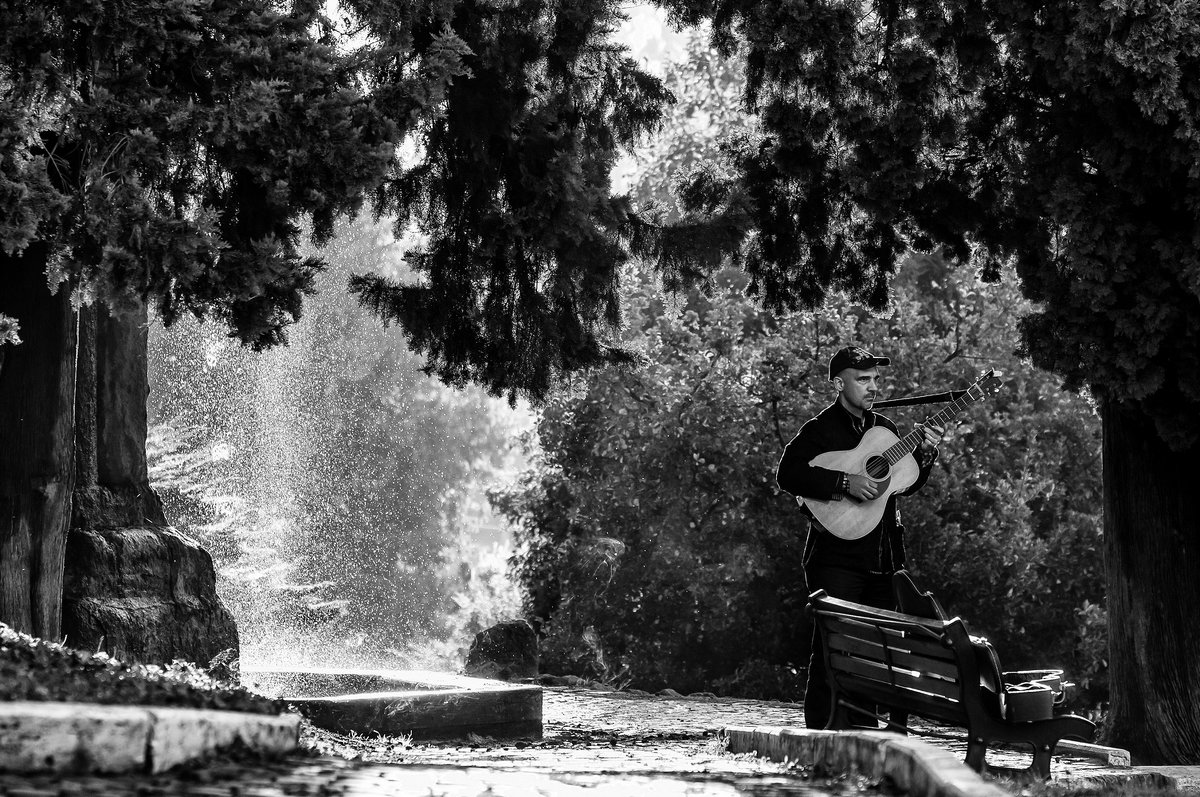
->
[808, 589, 1096, 777]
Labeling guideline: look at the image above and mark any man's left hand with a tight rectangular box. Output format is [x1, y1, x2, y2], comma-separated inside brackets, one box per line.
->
[917, 422, 945, 451]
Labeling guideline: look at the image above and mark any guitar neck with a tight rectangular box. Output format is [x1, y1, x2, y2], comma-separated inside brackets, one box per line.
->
[881, 389, 981, 464]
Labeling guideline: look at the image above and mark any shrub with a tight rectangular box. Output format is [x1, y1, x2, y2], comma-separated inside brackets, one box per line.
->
[0, 623, 284, 714]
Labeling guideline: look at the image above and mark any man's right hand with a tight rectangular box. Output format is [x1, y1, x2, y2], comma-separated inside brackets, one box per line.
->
[845, 473, 880, 501]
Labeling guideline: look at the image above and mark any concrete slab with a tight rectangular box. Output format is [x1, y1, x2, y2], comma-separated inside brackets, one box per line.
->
[242, 667, 543, 741]
[1054, 739, 1131, 767]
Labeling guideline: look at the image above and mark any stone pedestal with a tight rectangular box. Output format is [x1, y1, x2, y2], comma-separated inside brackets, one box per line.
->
[61, 526, 237, 665]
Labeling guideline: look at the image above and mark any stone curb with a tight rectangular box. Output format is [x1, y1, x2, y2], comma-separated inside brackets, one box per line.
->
[1136, 766, 1200, 792]
[0, 702, 299, 775]
[725, 725, 1008, 797]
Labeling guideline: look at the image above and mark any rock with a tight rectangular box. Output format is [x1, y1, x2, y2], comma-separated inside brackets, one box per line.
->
[657, 688, 682, 697]
[687, 691, 718, 699]
[563, 675, 586, 687]
[587, 682, 615, 692]
[463, 619, 538, 681]
[61, 527, 238, 666]
[536, 674, 571, 687]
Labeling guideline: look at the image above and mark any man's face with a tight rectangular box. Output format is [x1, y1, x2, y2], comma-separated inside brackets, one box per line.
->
[835, 367, 881, 413]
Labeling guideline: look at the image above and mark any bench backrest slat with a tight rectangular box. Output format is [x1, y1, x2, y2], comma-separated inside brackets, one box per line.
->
[827, 649, 964, 702]
[813, 596, 948, 629]
[823, 616, 961, 661]
[826, 630, 962, 681]
[811, 591, 988, 728]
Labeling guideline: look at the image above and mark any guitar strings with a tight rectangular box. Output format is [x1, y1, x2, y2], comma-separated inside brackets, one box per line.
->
[881, 385, 984, 466]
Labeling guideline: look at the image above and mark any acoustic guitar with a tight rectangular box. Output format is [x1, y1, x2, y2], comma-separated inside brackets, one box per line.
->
[799, 369, 1003, 540]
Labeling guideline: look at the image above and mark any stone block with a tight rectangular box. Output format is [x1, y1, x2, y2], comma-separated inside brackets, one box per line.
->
[147, 708, 299, 773]
[0, 702, 150, 774]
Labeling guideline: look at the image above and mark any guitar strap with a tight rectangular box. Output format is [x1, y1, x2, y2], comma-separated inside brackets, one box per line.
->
[873, 388, 970, 409]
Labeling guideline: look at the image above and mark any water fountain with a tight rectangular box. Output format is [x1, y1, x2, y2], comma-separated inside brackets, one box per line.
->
[147, 218, 539, 739]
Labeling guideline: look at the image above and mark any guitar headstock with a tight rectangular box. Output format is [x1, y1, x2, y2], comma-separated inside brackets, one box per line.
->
[967, 369, 1004, 400]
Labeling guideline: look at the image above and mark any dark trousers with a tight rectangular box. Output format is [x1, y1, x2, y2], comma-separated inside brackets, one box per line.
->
[803, 565, 896, 729]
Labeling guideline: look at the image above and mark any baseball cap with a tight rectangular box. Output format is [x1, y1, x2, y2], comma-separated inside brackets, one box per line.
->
[828, 346, 891, 379]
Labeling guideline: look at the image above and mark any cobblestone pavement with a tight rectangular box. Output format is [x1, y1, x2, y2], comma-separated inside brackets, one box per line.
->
[0, 688, 1128, 796]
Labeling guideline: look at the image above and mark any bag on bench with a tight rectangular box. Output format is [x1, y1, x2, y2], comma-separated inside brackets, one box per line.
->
[892, 570, 1069, 722]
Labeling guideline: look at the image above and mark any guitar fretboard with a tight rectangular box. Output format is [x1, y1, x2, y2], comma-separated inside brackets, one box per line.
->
[881, 386, 982, 464]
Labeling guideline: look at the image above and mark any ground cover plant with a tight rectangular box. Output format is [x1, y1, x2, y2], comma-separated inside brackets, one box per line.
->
[0, 623, 284, 715]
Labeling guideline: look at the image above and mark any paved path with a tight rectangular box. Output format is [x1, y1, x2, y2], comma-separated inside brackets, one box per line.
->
[0, 690, 826, 796]
[0, 688, 1153, 795]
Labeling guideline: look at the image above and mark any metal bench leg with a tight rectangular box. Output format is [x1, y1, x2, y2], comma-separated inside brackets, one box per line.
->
[965, 737, 987, 773]
[827, 700, 853, 730]
[1031, 745, 1053, 779]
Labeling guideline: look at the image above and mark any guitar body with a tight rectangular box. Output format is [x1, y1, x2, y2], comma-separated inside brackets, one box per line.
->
[799, 426, 921, 541]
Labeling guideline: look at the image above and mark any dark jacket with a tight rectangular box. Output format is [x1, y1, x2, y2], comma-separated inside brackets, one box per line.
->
[776, 400, 937, 574]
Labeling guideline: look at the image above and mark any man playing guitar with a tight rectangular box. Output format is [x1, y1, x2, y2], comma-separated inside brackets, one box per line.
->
[776, 345, 944, 730]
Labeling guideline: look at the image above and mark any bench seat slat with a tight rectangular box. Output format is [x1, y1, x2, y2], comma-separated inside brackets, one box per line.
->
[826, 631, 962, 681]
[829, 651, 964, 701]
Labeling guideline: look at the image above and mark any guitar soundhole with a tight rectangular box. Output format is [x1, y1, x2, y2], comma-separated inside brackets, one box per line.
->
[865, 456, 890, 480]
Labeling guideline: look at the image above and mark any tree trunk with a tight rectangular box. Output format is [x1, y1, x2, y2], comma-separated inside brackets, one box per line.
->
[71, 304, 166, 529]
[64, 304, 237, 664]
[1103, 400, 1200, 764]
[0, 242, 78, 639]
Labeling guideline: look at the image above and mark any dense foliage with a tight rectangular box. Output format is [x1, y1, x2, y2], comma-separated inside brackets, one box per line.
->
[496, 257, 1105, 702]
[0, 623, 284, 714]
[1, 0, 671, 383]
[629, 30, 750, 226]
[0, 0, 401, 347]
[638, 0, 1200, 761]
[342, 0, 672, 399]
[650, 0, 1200, 449]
